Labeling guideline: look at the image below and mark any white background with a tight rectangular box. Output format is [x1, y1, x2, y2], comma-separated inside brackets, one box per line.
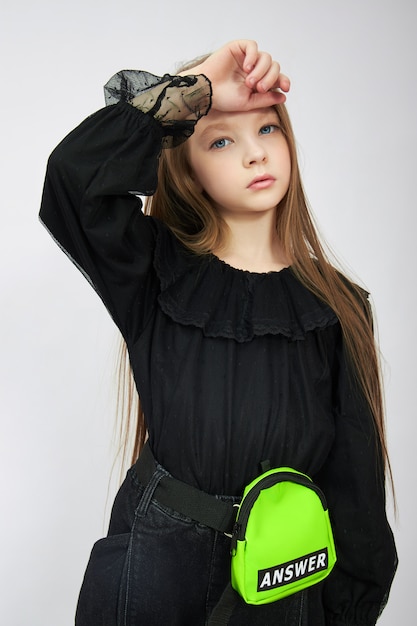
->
[1, 0, 415, 624]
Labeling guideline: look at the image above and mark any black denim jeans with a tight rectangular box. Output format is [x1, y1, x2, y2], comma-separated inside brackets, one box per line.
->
[75, 462, 324, 625]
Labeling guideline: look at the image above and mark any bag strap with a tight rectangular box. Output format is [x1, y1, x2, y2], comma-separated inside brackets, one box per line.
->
[208, 583, 239, 625]
[135, 442, 238, 534]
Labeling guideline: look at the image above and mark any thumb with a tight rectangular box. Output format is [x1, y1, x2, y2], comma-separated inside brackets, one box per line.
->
[246, 90, 287, 110]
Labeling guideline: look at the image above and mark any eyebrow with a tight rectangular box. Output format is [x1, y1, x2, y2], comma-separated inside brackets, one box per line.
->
[198, 123, 232, 141]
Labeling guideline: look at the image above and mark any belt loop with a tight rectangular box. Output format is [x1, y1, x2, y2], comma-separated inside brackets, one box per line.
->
[135, 466, 168, 518]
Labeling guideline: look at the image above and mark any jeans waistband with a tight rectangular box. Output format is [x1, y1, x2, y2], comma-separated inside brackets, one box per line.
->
[134, 442, 239, 535]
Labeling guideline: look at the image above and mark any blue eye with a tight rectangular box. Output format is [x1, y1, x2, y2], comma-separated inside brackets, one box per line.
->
[211, 138, 231, 149]
[260, 124, 279, 135]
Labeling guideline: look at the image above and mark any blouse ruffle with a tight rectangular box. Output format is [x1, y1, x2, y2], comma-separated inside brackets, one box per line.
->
[153, 222, 338, 342]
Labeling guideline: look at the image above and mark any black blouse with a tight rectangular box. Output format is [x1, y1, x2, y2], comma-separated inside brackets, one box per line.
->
[39, 71, 397, 625]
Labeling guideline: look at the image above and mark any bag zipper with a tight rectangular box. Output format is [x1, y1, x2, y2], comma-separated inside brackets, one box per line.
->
[230, 471, 327, 555]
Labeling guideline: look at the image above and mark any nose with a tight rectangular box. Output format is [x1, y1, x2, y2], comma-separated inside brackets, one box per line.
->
[243, 138, 268, 167]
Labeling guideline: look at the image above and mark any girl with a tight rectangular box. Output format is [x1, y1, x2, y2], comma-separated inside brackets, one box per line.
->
[40, 40, 397, 625]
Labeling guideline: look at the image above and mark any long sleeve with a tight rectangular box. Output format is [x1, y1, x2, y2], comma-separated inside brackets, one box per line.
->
[317, 327, 397, 625]
[39, 72, 211, 341]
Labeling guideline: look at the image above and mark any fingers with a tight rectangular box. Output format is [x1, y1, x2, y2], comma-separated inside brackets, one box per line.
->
[235, 39, 259, 73]
[229, 40, 290, 97]
[246, 52, 290, 94]
[246, 51, 274, 87]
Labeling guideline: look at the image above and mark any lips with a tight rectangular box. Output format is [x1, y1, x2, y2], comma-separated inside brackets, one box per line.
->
[247, 174, 276, 190]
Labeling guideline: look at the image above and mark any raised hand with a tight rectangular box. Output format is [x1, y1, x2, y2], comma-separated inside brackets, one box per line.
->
[181, 40, 290, 113]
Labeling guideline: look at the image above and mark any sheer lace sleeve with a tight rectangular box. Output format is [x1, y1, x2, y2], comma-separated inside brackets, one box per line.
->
[104, 70, 212, 147]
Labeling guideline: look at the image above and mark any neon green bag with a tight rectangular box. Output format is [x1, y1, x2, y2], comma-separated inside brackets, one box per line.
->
[230, 467, 337, 605]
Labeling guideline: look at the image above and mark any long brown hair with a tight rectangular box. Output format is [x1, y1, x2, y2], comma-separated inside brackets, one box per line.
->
[116, 60, 392, 489]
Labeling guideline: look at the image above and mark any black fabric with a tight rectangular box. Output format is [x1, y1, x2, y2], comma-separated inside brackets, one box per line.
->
[39, 76, 397, 625]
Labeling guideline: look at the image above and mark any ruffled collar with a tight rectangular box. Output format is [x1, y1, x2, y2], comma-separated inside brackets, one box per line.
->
[153, 222, 338, 343]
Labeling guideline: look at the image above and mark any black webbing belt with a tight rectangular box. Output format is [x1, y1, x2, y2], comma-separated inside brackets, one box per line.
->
[134, 442, 239, 535]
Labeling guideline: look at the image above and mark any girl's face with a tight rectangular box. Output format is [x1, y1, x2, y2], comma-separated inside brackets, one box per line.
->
[186, 107, 291, 221]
